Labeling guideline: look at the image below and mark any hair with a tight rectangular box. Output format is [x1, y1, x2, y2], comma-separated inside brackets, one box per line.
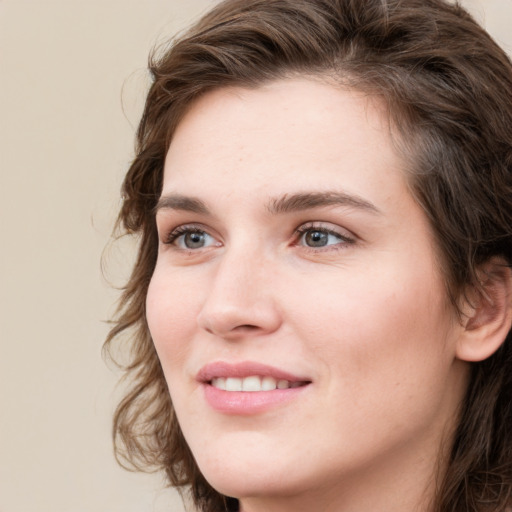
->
[104, 1, 512, 511]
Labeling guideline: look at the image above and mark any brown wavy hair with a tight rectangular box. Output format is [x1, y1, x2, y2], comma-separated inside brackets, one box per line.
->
[104, 1, 512, 511]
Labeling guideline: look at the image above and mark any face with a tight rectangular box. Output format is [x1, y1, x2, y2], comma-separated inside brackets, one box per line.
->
[147, 79, 469, 511]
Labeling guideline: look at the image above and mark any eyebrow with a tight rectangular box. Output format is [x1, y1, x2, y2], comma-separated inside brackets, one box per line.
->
[154, 194, 210, 215]
[267, 191, 381, 215]
[154, 191, 381, 216]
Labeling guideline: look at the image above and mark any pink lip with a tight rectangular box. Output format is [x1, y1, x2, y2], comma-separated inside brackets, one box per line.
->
[197, 361, 311, 415]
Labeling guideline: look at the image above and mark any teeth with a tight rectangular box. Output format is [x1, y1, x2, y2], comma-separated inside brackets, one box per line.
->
[261, 376, 277, 391]
[225, 377, 242, 391]
[211, 377, 226, 390]
[242, 376, 261, 391]
[210, 376, 301, 392]
[277, 379, 290, 389]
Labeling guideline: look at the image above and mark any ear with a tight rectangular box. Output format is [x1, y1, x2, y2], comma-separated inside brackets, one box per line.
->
[456, 258, 512, 362]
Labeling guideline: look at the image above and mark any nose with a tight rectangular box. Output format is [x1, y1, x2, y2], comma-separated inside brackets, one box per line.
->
[197, 249, 282, 340]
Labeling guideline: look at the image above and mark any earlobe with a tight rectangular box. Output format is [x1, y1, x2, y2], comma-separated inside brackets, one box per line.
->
[456, 258, 512, 362]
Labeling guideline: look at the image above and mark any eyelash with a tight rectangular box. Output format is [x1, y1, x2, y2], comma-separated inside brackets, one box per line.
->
[293, 223, 355, 251]
[164, 224, 213, 246]
[162, 223, 355, 252]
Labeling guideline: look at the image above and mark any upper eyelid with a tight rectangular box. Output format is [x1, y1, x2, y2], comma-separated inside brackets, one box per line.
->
[294, 221, 355, 237]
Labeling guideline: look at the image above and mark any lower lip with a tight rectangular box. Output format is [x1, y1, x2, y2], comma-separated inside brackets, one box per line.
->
[203, 383, 309, 415]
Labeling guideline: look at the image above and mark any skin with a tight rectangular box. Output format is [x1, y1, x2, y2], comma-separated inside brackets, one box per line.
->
[146, 79, 471, 512]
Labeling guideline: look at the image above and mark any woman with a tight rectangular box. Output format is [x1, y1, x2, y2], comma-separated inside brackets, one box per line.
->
[105, 0, 512, 511]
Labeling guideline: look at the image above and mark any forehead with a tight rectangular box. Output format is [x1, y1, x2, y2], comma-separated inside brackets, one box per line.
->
[163, 79, 406, 199]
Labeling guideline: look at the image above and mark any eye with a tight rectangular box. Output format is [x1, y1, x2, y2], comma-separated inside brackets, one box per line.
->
[295, 224, 354, 249]
[165, 226, 219, 250]
[301, 229, 336, 247]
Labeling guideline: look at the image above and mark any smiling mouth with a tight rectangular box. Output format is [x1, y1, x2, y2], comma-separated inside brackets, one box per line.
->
[200, 363, 312, 413]
[210, 376, 310, 392]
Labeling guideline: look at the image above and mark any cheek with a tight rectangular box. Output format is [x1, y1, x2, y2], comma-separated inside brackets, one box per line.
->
[287, 275, 459, 458]
[146, 268, 200, 369]
[287, 259, 456, 389]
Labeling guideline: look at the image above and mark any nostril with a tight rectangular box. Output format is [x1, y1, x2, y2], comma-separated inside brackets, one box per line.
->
[202, 323, 258, 336]
[235, 324, 259, 332]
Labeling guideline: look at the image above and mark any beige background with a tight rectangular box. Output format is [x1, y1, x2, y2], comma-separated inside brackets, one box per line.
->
[1, 1, 510, 511]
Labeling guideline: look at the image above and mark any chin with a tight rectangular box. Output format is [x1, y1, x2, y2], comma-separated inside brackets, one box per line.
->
[191, 436, 311, 499]
[202, 467, 303, 502]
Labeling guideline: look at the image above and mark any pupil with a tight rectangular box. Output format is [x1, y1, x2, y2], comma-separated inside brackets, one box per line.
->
[306, 230, 327, 247]
[185, 232, 205, 248]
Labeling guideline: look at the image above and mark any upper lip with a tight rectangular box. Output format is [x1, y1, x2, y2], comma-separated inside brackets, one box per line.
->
[197, 361, 311, 383]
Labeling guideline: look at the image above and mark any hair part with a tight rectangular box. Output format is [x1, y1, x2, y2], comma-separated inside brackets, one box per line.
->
[104, 1, 512, 511]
